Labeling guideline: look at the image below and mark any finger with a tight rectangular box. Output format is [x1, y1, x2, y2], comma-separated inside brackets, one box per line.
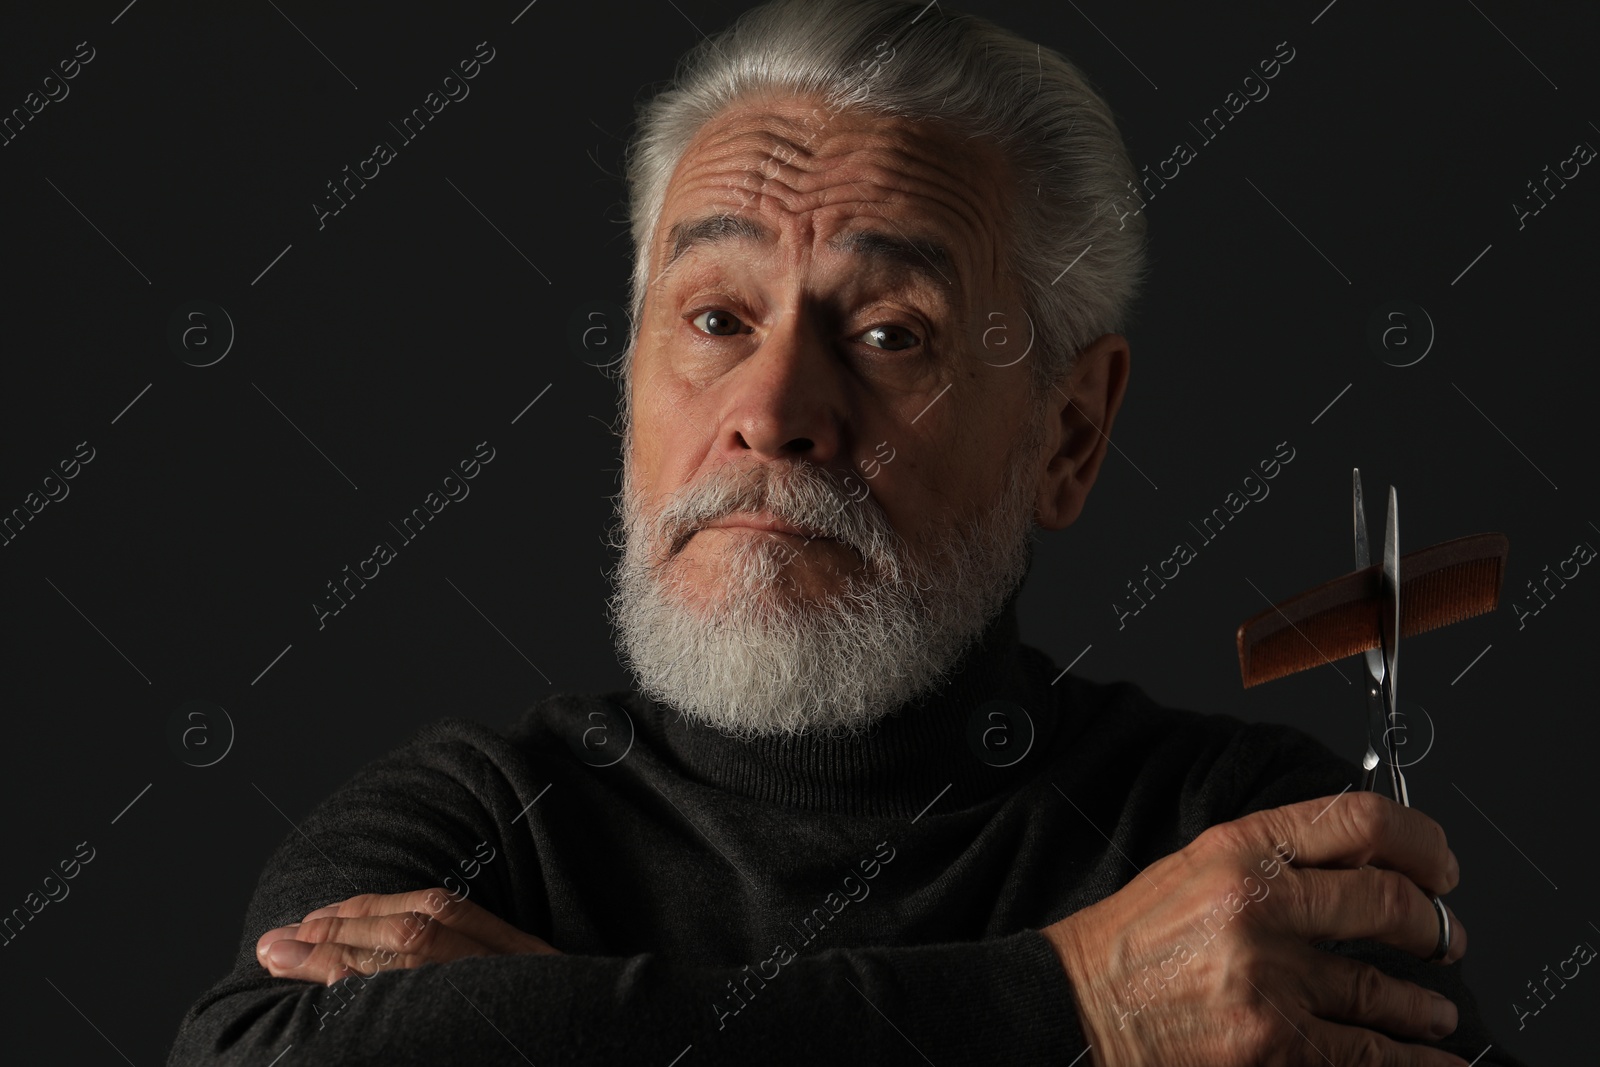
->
[285, 888, 558, 955]
[300, 888, 462, 925]
[1303, 1013, 1472, 1067]
[259, 936, 445, 986]
[1286, 867, 1467, 964]
[264, 911, 485, 963]
[1298, 947, 1460, 1042]
[256, 923, 303, 956]
[1249, 791, 1458, 898]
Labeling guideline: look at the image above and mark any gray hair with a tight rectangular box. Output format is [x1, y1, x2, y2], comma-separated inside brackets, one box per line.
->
[615, 0, 1147, 405]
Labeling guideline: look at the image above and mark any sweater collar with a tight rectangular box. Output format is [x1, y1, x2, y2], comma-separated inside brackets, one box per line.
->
[628, 587, 1063, 818]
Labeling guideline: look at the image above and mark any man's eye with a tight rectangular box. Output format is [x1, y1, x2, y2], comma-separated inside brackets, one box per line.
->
[690, 309, 747, 337]
[860, 324, 919, 351]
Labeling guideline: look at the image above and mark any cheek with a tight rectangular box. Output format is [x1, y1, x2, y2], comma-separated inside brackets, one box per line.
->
[928, 430, 1031, 530]
[636, 339, 721, 432]
[628, 381, 696, 488]
[917, 419, 1002, 502]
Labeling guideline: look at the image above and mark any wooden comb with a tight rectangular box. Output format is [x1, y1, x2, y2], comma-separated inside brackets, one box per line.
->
[1236, 532, 1510, 688]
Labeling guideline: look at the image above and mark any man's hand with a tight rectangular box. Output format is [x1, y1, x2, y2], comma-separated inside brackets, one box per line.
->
[256, 887, 561, 986]
[1040, 791, 1471, 1067]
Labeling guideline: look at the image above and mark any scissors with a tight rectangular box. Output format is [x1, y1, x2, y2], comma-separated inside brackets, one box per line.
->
[1352, 469, 1409, 806]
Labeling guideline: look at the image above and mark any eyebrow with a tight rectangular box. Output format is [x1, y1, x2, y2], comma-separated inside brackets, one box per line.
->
[661, 213, 958, 293]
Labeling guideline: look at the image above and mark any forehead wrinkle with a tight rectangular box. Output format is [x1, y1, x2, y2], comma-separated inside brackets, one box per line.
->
[732, 104, 1007, 278]
[832, 150, 1007, 297]
[651, 108, 1007, 309]
[805, 152, 996, 300]
[650, 142, 808, 288]
[655, 194, 968, 309]
[824, 189, 955, 290]
[655, 213, 963, 325]
[661, 197, 959, 291]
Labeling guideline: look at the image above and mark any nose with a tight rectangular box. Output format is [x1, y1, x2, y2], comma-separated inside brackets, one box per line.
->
[712, 307, 846, 465]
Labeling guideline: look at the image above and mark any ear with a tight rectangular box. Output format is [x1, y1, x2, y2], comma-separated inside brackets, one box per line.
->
[1034, 333, 1131, 530]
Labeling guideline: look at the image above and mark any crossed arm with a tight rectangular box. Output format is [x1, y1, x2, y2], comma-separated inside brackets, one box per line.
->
[238, 811, 1501, 1067]
[176, 896, 1082, 1065]
[169, 729, 1528, 1066]
[166, 737, 1086, 1066]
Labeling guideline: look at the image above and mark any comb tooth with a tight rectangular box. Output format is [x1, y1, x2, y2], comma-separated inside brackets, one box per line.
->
[1401, 557, 1506, 637]
[1237, 566, 1383, 687]
[1243, 601, 1375, 687]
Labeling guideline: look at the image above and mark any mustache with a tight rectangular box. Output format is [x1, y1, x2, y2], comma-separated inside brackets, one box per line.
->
[652, 460, 898, 561]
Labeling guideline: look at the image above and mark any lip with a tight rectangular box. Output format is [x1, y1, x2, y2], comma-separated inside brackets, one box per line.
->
[701, 512, 833, 540]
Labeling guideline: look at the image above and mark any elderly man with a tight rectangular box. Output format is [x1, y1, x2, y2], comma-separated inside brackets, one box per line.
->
[168, 1, 1525, 1064]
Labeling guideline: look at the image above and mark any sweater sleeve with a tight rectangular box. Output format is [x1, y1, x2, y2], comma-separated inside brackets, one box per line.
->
[164, 718, 1091, 1066]
[1221, 719, 1534, 1067]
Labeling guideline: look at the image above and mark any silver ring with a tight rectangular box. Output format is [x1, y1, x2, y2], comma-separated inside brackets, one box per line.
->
[1426, 896, 1451, 962]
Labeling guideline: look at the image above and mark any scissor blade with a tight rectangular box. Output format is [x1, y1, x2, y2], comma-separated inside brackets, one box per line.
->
[1355, 471, 1383, 676]
[1354, 470, 1386, 778]
[1353, 468, 1371, 570]
[1381, 485, 1400, 708]
[1380, 485, 1409, 805]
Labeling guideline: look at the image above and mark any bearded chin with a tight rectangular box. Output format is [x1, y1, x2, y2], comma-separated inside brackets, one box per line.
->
[605, 447, 1039, 741]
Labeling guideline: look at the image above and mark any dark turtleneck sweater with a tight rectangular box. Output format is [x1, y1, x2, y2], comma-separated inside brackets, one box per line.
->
[166, 597, 1527, 1066]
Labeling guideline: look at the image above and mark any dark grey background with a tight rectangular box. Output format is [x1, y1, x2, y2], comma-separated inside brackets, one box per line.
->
[1, 0, 1593, 1062]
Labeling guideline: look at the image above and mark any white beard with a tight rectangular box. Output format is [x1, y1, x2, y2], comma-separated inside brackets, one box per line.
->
[606, 420, 1043, 740]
